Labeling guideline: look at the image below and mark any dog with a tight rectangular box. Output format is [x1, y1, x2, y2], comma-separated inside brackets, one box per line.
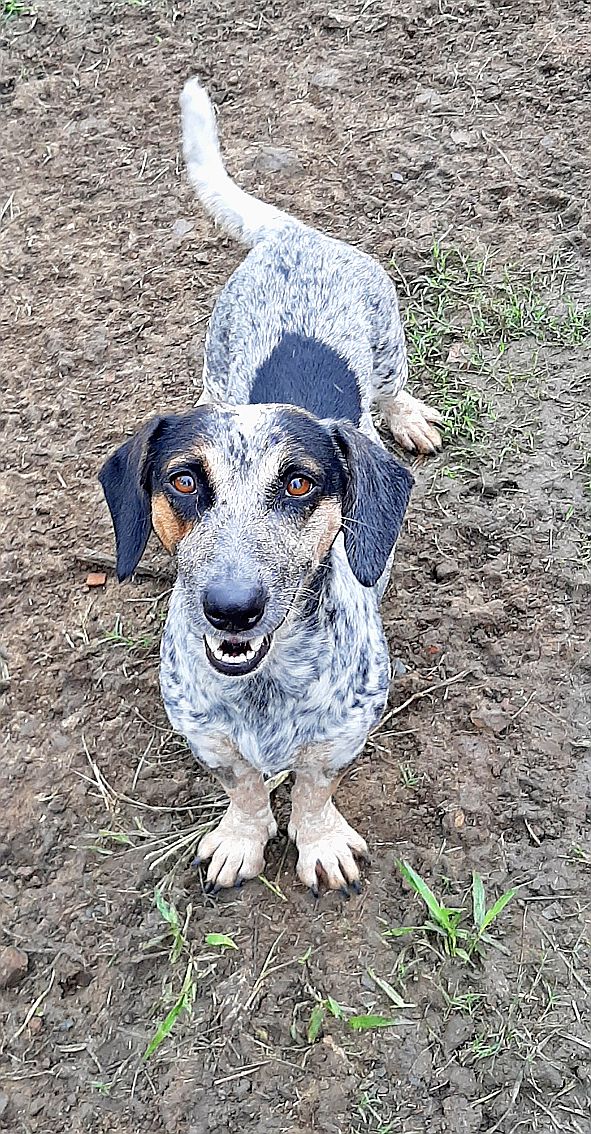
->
[99, 78, 442, 896]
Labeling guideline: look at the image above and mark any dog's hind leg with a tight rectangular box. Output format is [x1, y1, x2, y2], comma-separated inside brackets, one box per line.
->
[371, 293, 443, 454]
[379, 388, 444, 454]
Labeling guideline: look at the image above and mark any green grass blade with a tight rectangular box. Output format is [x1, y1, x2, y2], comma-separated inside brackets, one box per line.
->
[480, 888, 517, 934]
[348, 1015, 398, 1032]
[325, 996, 346, 1019]
[205, 933, 238, 950]
[396, 860, 451, 931]
[143, 962, 194, 1060]
[257, 874, 287, 902]
[307, 1003, 325, 1043]
[154, 888, 180, 933]
[472, 873, 486, 929]
[382, 925, 420, 938]
[367, 968, 413, 1010]
[144, 996, 187, 1059]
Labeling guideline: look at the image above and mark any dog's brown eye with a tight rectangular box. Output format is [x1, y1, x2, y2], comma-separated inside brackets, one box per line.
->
[286, 475, 314, 498]
[171, 473, 197, 495]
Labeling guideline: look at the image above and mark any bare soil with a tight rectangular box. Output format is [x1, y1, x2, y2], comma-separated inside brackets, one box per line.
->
[1, 1, 590, 1132]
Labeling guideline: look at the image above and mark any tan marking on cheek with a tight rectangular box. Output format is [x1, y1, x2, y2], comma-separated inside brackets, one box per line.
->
[309, 497, 343, 562]
[151, 493, 194, 553]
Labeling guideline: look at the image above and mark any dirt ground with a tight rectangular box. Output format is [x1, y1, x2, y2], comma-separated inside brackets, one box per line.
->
[1, 0, 591, 1131]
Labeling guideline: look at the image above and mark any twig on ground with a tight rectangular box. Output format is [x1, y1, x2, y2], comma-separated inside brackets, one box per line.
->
[376, 669, 471, 731]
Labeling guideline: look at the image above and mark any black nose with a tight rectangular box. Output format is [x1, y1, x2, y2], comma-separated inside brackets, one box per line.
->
[203, 580, 267, 633]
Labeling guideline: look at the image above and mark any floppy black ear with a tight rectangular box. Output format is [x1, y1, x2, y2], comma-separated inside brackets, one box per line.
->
[332, 422, 414, 588]
[98, 417, 164, 581]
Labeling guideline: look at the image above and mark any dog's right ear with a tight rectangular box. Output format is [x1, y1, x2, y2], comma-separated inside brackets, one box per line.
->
[98, 417, 164, 581]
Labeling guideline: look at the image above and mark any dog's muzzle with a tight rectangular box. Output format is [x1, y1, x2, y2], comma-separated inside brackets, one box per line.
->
[201, 577, 272, 675]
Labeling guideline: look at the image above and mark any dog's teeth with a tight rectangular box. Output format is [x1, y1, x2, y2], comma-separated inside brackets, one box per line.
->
[205, 633, 270, 670]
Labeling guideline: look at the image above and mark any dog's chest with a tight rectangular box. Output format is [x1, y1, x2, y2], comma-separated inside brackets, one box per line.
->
[159, 584, 390, 776]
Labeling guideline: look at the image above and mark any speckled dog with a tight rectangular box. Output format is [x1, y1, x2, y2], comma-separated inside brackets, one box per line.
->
[99, 78, 442, 896]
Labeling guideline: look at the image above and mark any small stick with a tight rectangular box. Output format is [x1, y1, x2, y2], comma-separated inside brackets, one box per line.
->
[376, 669, 471, 731]
[13, 969, 56, 1040]
[213, 1061, 272, 1086]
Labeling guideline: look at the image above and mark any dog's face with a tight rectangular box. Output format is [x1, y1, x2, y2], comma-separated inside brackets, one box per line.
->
[99, 404, 413, 677]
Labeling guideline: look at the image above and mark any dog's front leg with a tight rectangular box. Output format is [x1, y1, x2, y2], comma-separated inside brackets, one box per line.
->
[288, 753, 369, 896]
[193, 736, 277, 891]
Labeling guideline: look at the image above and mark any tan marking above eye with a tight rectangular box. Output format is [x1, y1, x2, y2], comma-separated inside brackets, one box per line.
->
[286, 475, 314, 497]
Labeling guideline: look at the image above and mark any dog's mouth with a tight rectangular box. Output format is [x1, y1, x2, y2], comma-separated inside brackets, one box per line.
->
[203, 633, 272, 676]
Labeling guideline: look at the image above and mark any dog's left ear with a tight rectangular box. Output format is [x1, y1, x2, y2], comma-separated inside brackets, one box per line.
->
[332, 422, 414, 588]
[98, 416, 164, 582]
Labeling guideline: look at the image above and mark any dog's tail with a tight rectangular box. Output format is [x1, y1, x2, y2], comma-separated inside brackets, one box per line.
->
[180, 77, 296, 247]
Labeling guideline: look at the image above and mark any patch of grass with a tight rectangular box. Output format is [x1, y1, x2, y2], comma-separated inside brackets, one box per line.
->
[356, 1091, 397, 1134]
[142, 887, 238, 1059]
[144, 958, 196, 1060]
[98, 614, 160, 652]
[441, 988, 484, 1017]
[305, 995, 398, 1043]
[2, 0, 31, 15]
[393, 243, 591, 445]
[384, 861, 517, 961]
[399, 761, 421, 789]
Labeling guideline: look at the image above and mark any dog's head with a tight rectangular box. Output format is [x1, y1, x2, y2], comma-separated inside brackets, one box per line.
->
[99, 404, 413, 676]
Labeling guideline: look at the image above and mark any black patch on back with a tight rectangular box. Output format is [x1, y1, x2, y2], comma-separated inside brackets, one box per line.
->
[250, 334, 362, 425]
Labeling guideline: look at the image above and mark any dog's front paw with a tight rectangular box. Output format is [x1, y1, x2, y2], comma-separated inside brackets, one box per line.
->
[384, 390, 443, 454]
[197, 803, 277, 891]
[289, 802, 369, 894]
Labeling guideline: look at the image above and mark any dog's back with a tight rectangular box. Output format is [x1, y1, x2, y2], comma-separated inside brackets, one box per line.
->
[180, 80, 406, 429]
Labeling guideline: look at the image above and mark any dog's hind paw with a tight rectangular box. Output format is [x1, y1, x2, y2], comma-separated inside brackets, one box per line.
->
[197, 802, 277, 890]
[289, 802, 369, 893]
[381, 390, 443, 454]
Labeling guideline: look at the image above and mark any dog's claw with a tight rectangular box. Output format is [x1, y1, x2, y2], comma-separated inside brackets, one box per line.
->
[192, 855, 202, 868]
[204, 880, 216, 894]
[351, 880, 362, 895]
[340, 886, 351, 900]
[310, 885, 319, 900]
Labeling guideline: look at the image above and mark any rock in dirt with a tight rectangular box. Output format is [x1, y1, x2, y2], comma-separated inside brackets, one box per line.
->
[447, 1064, 478, 1097]
[470, 705, 511, 734]
[253, 146, 299, 174]
[442, 1015, 473, 1055]
[0, 946, 29, 989]
[309, 66, 341, 89]
[433, 559, 459, 582]
[172, 218, 194, 238]
[85, 572, 107, 588]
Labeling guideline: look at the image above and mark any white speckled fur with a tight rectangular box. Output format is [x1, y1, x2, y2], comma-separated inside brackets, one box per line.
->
[161, 534, 390, 778]
[115, 78, 445, 889]
[156, 78, 423, 785]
